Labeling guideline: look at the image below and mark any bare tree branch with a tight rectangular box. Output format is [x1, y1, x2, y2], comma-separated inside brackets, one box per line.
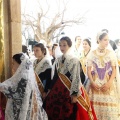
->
[21, 0, 85, 44]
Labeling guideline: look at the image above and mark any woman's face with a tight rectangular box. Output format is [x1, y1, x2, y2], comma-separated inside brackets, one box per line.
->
[59, 40, 70, 54]
[52, 46, 58, 57]
[33, 47, 44, 58]
[75, 37, 81, 46]
[12, 59, 20, 73]
[98, 35, 109, 48]
[83, 41, 90, 51]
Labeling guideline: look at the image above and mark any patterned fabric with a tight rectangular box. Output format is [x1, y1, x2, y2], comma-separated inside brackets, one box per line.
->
[44, 48, 97, 120]
[56, 54, 81, 96]
[44, 77, 76, 120]
[58, 72, 97, 120]
[33, 56, 52, 75]
[33, 56, 52, 93]
[87, 49, 120, 120]
[0, 54, 48, 120]
[44, 51, 82, 120]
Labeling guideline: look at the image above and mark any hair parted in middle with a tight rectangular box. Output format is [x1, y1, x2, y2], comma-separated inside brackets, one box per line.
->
[59, 36, 72, 47]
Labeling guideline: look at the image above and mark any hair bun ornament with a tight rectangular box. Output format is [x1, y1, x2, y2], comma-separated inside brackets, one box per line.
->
[96, 31, 108, 42]
[87, 37, 91, 41]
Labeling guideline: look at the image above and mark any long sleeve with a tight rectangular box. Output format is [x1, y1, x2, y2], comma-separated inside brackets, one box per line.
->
[38, 68, 52, 93]
[68, 58, 82, 96]
[0, 78, 27, 99]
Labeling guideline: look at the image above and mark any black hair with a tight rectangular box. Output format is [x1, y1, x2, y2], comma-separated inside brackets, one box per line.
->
[22, 45, 27, 53]
[75, 36, 81, 42]
[99, 33, 108, 41]
[22, 45, 30, 57]
[59, 36, 72, 47]
[52, 43, 58, 51]
[13, 53, 23, 64]
[34, 43, 46, 55]
[101, 29, 109, 33]
[83, 38, 91, 47]
[97, 32, 108, 44]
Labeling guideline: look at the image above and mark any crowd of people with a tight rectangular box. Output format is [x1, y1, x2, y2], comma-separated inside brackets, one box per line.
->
[0, 29, 120, 120]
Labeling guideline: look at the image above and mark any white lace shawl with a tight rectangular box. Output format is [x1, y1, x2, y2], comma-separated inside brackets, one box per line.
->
[0, 54, 48, 120]
[33, 56, 52, 75]
[55, 49, 82, 96]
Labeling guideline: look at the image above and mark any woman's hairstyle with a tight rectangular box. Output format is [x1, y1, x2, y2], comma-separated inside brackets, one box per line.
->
[101, 29, 109, 33]
[22, 45, 28, 53]
[59, 36, 72, 47]
[34, 43, 46, 55]
[83, 38, 91, 47]
[22, 45, 30, 57]
[96, 31, 108, 44]
[13, 53, 23, 64]
[75, 36, 81, 42]
[52, 43, 58, 51]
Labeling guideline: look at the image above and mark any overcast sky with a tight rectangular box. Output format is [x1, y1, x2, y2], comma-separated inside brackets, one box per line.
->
[21, 0, 120, 42]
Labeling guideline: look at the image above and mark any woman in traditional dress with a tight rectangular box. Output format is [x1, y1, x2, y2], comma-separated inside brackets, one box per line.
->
[44, 36, 97, 120]
[33, 43, 52, 99]
[87, 31, 120, 120]
[80, 38, 91, 85]
[0, 53, 48, 120]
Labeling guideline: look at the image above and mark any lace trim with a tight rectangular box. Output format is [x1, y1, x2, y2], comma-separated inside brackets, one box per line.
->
[0, 53, 48, 120]
[56, 55, 81, 96]
[34, 57, 52, 75]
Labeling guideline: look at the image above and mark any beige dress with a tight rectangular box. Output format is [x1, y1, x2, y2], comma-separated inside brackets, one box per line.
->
[87, 49, 120, 120]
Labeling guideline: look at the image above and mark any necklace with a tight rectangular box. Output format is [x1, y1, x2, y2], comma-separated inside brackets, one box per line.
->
[97, 47, 106, 53]
[84, 49, 90, 57]
[95, 49, 107, 67]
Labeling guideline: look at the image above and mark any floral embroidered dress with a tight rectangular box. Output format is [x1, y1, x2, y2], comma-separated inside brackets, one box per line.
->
[87, 49, 120, 120]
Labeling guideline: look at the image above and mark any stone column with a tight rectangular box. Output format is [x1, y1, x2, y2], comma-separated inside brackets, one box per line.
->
[4, 0, 22, 78]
